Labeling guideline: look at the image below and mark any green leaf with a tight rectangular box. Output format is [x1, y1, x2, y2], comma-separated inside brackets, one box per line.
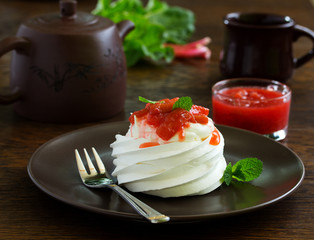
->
[92, 0, 195, 67]
[145, 0, 168, 12]
[231, 164, 246, 181]
[222, 158, 263, 186]
[138, 96, 158, 104]
[223, 163, 233, 186]
[148, 6, 195, 44]
[92, 0, 110, 15]
[139, 96, 193, 111]
[172, 96, 193, 111]
[232, 158, 263, 182]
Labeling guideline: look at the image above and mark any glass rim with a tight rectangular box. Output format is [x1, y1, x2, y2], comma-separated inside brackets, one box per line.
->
[212, 78, 292, 102]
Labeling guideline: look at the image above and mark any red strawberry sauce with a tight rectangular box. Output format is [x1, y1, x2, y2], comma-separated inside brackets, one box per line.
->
[129, 98, 213, 142]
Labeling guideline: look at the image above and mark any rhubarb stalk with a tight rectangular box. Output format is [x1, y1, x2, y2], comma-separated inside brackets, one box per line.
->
[164, 37, 212, 59]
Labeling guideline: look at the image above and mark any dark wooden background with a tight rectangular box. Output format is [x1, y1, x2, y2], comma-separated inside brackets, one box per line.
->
[0, 0, 313, 239]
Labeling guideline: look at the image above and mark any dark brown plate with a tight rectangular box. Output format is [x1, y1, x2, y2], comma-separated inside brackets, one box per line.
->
[27, 122, 304, 223]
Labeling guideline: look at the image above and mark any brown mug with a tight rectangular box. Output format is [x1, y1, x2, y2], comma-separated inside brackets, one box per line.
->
[0, 0, 134, 123]
[220, 12, 314, 82]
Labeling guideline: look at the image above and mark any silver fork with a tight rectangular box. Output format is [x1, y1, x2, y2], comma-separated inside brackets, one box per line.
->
[75, 147, 170, 223]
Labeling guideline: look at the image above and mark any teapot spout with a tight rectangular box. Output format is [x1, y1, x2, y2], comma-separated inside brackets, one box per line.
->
[117, 20, 135, 41]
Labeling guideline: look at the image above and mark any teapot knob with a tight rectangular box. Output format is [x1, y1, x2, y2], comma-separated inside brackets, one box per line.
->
[60, 0, 77, 20]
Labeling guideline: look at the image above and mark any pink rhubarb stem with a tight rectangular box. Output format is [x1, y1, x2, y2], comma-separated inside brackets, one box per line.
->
[172, 46, 211, 59]
[164, 37, 212, 59]
[181, 37, 211, 48]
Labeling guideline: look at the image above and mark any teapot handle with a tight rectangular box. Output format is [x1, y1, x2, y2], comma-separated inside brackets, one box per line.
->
[0, 36, 30, 104]
[116, 20, 135, 41]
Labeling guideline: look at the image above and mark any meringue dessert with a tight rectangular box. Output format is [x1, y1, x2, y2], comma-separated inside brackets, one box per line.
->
[110, 97, 226, 198]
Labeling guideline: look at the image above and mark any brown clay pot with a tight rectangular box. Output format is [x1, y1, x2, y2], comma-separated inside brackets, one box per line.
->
[0, 0, 134, 123]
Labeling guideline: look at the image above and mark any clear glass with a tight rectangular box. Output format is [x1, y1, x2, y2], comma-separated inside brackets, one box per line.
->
[212, 78, 291, 141]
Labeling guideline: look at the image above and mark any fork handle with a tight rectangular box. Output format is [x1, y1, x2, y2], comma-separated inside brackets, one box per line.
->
[109, 184, 170, 223]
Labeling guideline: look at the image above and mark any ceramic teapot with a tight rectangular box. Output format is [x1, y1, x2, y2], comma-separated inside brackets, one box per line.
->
[0, 0, 134, 123]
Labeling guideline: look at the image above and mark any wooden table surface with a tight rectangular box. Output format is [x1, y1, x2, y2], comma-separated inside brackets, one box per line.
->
[0, 0, 313, 239]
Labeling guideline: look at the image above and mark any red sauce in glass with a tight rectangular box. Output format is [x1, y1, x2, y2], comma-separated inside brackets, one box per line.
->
[212, 87, 291, 134]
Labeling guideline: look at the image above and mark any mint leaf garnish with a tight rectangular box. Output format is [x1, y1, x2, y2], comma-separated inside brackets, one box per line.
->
[172, 96, 193, 111]
[223, 163, 233, 186]
[233, 158, 263, 182]
[222, 158, 263, 185]
[138, 96, 159, 104]
[138, 96, 193, 112]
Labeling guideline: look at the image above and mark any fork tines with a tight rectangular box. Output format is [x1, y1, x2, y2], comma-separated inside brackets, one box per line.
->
[75, 148, 106, 179]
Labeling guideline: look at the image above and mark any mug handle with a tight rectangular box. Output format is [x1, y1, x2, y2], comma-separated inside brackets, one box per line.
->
[293, 25, 314, 68]
[0, 36, 31, 104]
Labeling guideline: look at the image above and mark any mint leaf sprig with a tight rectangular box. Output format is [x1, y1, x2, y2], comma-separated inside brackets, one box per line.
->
[172, 96, 193, 111]
[138, 96, 159, 104]
[222, 158, 263, 186]
[138, 96, 193, 111]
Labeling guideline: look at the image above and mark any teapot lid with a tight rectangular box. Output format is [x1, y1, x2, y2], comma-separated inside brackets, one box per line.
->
[22, 0, 114, 34]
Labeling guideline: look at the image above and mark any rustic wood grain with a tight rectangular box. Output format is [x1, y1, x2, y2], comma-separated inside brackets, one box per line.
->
[0, 0, 313, 239]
